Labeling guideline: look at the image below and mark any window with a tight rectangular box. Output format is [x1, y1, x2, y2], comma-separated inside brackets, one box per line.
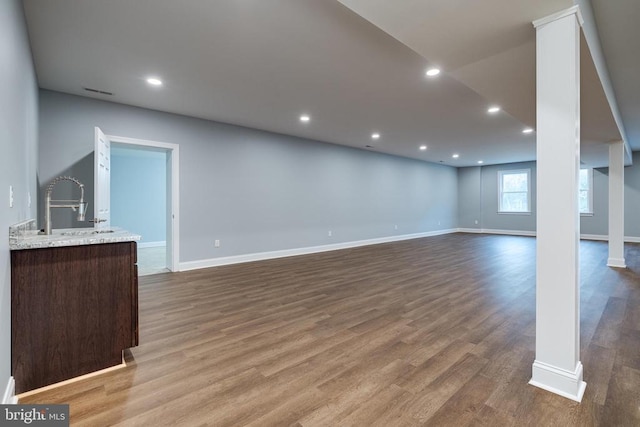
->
[498, 169, 530, 213]
[579, 168, 593, 214]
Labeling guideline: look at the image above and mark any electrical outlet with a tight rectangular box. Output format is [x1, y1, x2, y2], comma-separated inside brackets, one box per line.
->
[27, 191, 31, 208]
[9, 185, 14, 208]
[214, 239, 220, 248]
[438, 220, 441, 226]
[328, 230, 332, 237]
[394, 224, 398, 230]
[475, 220, 479, 225]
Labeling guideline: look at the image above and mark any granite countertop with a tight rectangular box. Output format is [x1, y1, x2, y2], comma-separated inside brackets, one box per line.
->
[9, 224, 141, 250]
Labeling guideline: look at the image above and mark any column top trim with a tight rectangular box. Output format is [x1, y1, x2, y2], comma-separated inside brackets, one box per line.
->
[533, 5, 584, 29]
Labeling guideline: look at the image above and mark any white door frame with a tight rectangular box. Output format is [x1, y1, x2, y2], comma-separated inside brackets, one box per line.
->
[106, 134, 180, 272]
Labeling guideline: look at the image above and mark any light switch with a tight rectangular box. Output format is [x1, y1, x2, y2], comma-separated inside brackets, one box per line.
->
[9, 185, 14, 208]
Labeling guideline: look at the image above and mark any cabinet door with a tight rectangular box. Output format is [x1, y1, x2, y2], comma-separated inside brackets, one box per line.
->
[11, 242, 137, 393]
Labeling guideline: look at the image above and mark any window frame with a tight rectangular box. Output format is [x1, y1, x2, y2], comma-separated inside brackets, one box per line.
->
[579, 167, 594, 216]
[497, 168, 531, 214]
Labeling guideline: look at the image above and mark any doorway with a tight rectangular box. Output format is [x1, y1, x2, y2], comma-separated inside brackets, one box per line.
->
[106, 133, 180, 273]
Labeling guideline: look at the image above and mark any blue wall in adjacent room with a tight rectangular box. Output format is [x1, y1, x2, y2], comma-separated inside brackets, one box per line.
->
[111, 146, 166, 244]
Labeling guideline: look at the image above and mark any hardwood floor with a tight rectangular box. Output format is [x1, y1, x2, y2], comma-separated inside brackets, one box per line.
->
[19, 233, 640, 426]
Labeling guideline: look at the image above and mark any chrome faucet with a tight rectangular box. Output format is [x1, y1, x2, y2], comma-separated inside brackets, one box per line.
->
[43, 176, 88, 235]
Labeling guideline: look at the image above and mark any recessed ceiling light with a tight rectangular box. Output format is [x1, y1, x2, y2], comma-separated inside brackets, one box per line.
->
[426, 68, 441, 77]
[452, 154, 460, 159]
[146, 77, 163, 86]
[419, 145, 427, 151]
[478, 160, 484, 164]
[299, 114, 310, 122]
[371, 133, 380, 139]
[487, 106, 500, 114]
[522, 128, 534, 134]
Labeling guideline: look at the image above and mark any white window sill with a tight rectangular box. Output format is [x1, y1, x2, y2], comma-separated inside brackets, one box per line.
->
[497, 211, 532, 215]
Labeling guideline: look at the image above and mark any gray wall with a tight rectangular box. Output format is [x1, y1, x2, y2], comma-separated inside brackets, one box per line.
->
[39, 90, 458, 263]
[624, 152, 640, 237]
[458, 154, 640, 238]
[111, 147, 166, 244]
[582, 151, 640, 237]
[458, 161, 537, 232]
[0, 0, 38, 397]
[457, 166, 481, 229]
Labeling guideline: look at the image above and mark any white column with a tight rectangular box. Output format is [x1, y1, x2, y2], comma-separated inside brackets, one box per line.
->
[530, 6, 586, 402]
[607, 141, 626, 268]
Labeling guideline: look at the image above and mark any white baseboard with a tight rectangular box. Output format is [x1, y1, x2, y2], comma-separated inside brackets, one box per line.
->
[2, 376, 17, 404]
[484, 229, 536, 237]
[460, 229, 640, 243]
[457, 228, 483, 234]
[178, 228, 640, 272]
[530, 360, 586, 402]
[457, 228, 536, 237]
[179, 229, 457, 271]
[579, 234, 640, 243]
[580, 234, 607, 241]
[138, 240, 166, 248]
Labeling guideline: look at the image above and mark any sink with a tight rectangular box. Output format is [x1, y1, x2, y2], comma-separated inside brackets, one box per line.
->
[92, 229, 115, 234]
[60, 229, 115, 236]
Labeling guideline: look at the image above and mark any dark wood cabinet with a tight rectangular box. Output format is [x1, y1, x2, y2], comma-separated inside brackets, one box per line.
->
[11, 241, 138, 393]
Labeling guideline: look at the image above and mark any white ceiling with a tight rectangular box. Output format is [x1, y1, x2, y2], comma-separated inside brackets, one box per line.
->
[22, 0, 637, 167]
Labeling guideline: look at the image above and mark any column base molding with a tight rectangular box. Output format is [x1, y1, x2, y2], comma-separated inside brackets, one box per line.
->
[607, 257, 627, 268]
[530, 360, 586, 402]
